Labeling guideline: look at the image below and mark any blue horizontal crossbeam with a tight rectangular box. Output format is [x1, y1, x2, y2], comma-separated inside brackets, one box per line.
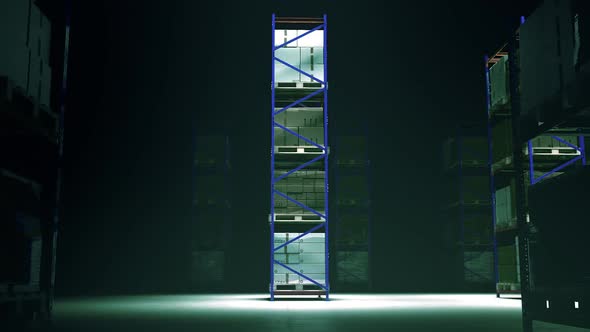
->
[273, 222, 325, 252]
[273, 260, 327, 290]
[274, 122, 325, 150]
[274, 57, 325, 85]
[274, 24, 324, 50]
[274, 154, 326, 183]
[273, 189, 326, 219]
[274, 88, 325, 116]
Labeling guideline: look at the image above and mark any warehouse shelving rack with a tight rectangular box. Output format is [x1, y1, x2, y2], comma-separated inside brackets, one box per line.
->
[270, 14, 329, 300]
[445, 125, 495, 291]
[192, 135, 232, 290]
[332, 128, 372, 291]
[485, 41, 522, 299]
[486, 5, 590, 331]
[0, 0, 71, 322]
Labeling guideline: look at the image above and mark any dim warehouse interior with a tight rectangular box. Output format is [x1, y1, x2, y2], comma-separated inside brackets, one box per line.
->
[1, 0, 590, 331]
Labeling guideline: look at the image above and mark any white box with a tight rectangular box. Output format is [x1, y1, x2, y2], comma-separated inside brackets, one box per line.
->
[286, 273, 300, 284]
[274, 273, 287, 284]
[286, 242, 300, 254]
[300, 47, 325, 80]
[299, 233, 325, 243]
[275, 48, 300, 82]
[274, 263, 299, 274]
[297, 30, 324, 47]
[300, 253, 325, 264]
[274, 29, 298, 48]
[299, 263, 325, 274]
[287, 253, 300, 264]
[299, 242, 325, 253]
[300, 273, 325, 285]
[275, 253, 287, 263]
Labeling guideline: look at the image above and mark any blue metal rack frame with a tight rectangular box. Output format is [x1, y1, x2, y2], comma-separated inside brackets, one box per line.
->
[488, 9, 590, 331]
[483, 57, 501, 296]
[527, 136, 586, 185]
[270, 14, 329, 301]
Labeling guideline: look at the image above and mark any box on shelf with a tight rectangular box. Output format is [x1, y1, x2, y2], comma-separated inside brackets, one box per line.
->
[276, 107, 324, 128]
[489, 55, 510, 110]
[529, 135, 579, 149]
[296, 30, 324, 48]
[274, 29, 299, 48]
[492, 119, 513, 163]
[275, 47, 300, 82]
[300, 47, 324, 80]
[495, 182, 516, 229]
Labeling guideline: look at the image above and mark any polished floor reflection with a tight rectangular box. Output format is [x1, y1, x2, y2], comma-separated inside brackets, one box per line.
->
[35, 294, 588, 332]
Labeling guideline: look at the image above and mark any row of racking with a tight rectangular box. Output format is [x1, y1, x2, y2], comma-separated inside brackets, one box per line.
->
[191, 135, 232, 290]
[331, 132, 372, 291]
[0, 0, 71, 325]
[485, 1, 590, 330]
[442, 126, 495, 291]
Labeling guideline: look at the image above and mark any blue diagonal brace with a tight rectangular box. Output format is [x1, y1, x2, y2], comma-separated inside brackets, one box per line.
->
[274, 260, 327, 290]
[274, 223, 325, 252]
[274, 88, 325, 116]
[274, 122, 325, 150]
[274, 57, 325, 85]
[529, 137, 586, 185]
[274, 154, 326, 183]
[532, 155, 583, 185]
[551, 136, 583, 151]
[273, 189, 326, 219]
[274, 24, 324, 50]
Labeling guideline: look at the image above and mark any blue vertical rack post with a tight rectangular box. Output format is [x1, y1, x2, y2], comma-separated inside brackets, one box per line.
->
[270, 14, 329, 300]
[484, 55, 500, 297]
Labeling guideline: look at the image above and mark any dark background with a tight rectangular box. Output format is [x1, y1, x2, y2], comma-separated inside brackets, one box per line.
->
[55, 0, 542, 296]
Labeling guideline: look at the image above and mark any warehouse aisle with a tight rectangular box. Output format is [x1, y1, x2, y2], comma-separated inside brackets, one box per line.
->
[32, 294, 587, 332]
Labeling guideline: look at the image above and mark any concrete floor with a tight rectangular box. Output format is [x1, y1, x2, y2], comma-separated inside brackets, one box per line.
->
[36, 294, 589, 332]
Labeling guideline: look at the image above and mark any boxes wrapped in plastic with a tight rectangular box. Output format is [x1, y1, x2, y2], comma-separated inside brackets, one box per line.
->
[489, 55, 510, 109]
